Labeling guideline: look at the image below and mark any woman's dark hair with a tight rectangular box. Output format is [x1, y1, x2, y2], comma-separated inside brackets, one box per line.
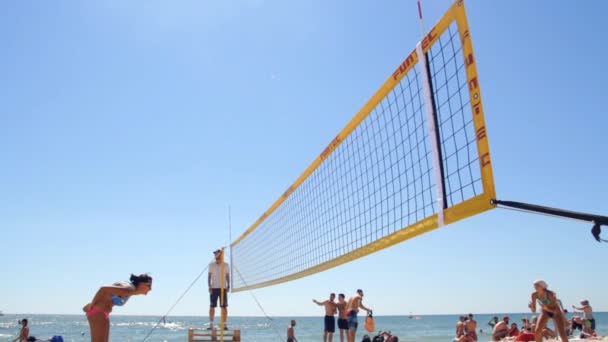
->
[130, 273, 152, 286]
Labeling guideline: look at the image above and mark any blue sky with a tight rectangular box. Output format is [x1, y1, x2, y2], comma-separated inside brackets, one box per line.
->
[1, 0, 607, 317]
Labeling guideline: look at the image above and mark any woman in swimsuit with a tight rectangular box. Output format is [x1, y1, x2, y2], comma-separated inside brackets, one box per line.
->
[528, 280, 568, 342]
[83, 274, 152, 342]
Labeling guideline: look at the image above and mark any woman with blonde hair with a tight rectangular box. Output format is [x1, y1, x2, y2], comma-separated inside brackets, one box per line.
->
[528, 280, 568, 342]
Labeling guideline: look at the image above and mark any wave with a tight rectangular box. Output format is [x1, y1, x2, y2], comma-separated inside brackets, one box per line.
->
[112, 321, 185, 330]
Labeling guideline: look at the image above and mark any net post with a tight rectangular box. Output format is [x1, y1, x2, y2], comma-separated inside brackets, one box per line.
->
[228, 206, 234, 307]
[416, 43, 447, 226]
[220, 247, 225, 341]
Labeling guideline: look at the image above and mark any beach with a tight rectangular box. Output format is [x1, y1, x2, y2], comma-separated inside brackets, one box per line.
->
[1, 313, 605, 341]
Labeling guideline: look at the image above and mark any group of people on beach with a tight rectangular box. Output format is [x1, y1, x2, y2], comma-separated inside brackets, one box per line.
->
[454, 280, 598, 342]
[13, 252, 600, 342]
[309, 289, 376, 342]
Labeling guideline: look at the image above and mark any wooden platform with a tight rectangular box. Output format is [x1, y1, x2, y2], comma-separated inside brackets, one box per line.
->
[188, 328, 241, 341]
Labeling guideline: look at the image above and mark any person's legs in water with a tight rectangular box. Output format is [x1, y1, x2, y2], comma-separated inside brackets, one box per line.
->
[87, 311, 110, 342]
[534, 312, 551, 342]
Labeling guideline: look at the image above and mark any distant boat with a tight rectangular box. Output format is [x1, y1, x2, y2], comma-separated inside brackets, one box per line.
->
[408, 313, 421, 320]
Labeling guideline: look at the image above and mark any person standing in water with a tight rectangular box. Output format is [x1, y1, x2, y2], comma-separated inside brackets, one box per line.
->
[345, 289, 372, 342]
[455, 316, 466, 339]
[487, 316, 498, 328]
[336, 294, 348, 342]
[83, 274, 152, 342]
[462, 314, 477, 342]
[313, 293, 337, 342]
[12, 319, 29, 342]
[528, 280, 568, 342]
[287, 320, 297, 342]
[208, 249, 230, 330]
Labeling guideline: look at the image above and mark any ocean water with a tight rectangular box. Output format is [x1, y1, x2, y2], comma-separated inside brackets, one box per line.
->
[0, 313, 606, 342]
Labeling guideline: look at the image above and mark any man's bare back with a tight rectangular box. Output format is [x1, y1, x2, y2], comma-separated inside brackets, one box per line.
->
[346, 295, 362, 314]
[493, 321, 507, 334]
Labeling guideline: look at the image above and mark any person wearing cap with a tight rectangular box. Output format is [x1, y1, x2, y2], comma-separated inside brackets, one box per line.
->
[12, 319, 29, 342]
[208, 249, 230, 330]
[572, 300, 595, 334]
[528, 280, 568, 342]
[491, 316, 510, 341]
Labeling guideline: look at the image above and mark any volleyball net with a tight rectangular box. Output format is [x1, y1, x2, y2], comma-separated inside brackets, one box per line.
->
[231, 0, 495, 292]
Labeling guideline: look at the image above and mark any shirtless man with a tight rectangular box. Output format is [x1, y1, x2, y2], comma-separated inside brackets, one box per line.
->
[492, 316, 509, 341]
[12, 319, 29, 342]
[464, 314, 478, 341]
[456, 314, 477, 342]
[287, 320, 297, 342]
[345, 289, 372, 342]
[313, 293, 337, 342]
[336, 294, 348, 342]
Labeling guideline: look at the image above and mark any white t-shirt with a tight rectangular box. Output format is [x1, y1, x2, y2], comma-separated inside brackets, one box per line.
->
[208, 262, 230, 289]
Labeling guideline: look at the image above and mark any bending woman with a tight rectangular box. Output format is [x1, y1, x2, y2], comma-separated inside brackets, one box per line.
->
[83, 274, 152, 342]
[528, 280, 568, 342]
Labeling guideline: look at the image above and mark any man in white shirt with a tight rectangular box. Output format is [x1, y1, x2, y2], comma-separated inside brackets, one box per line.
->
[208, 249, 230, 330]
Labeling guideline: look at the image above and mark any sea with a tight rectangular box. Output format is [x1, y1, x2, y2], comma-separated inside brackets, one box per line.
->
[0, 313, 606, 342]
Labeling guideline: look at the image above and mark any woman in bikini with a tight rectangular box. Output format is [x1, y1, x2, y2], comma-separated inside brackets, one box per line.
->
[83, 274, 152, 342]
[528, 280, 568, 342]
